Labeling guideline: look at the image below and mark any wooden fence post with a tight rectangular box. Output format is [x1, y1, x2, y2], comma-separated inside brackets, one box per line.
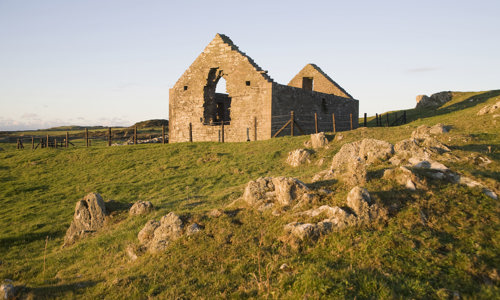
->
[65, 132, 69, 148]
[290, 111, 294, 136]
[16, 138, 20, 150]
[314, 113, 318, 133]
[254, 117, 257, 141]
[189, 123, 192, 142]
[108, 127, 112, 146]
[332, 113, 336, 133]
[364, 113, 367, 127]
[134, 126, 137, 145]
[46, 135, 49, 148]
[162, 125, 165, 144]
[350, 114, 353, 130]
[221, 121, 225, 143]
[85, 128, 89, 147]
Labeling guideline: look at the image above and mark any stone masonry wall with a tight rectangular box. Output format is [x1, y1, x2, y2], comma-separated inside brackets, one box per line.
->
[271, 83, 359, 137]
[288, 64, 353, 99]
[169, 34, 274, 143]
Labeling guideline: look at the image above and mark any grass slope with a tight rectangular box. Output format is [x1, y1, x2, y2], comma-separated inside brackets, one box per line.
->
[0, 90, 499, 298]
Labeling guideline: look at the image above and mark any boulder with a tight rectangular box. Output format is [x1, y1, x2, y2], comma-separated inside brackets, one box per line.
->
[411, 124, 449, 139]
[241, 177, 310, 209]
[64, 193, 107, 246]
[139, 212, 184, 253]
[129, 201, 154, 216]
[346, 187, 387, 224]
[186, 223, 202, 235]
[383, 166, 427, 191]
[310, 132, 329, 149]
[392, 137, 450, 162]
[272, 177, 310, 207]
[137, 220, 160, 245]
[477, 100, 500, 115]
[286, 149, 311, 167]
[0, 280, 15, 300]
[314, 138, 392, 184]
[331, 138, 394, 170]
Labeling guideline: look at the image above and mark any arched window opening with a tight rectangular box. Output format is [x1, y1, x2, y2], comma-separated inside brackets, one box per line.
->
[203, 68, 231, 125]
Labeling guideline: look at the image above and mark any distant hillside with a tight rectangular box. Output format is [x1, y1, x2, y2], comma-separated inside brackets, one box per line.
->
[131, 119, 169, 129]
[43, 125, 114, 131]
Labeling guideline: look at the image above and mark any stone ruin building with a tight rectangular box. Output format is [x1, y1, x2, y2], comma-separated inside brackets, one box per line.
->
[169, 34, 359, 143]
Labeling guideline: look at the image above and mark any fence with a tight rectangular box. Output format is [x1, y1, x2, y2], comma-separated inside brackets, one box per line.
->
[14, 125, 167, 150]
[13, 111, 408, 149]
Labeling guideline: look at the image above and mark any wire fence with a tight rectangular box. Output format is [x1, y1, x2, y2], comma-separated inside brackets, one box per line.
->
[12, 110, 408, 149]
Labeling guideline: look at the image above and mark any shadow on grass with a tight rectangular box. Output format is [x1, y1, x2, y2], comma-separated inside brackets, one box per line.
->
[25, 280, 101, 299]
[0, 229, 65, 251]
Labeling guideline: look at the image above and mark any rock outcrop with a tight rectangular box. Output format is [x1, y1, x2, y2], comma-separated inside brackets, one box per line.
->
[64, 193, 107, 246]
[129, 201, 154, 216]
[286, 149, 311, 167]
[314, 138, 393, 184]
[477, 100, 500, 115]
[241, 177, 312, 210]
[310, 132, 329, 149]
[283, 187, 386, 246]
[416, 91, 452, 109]
[0, 280, 15, 300]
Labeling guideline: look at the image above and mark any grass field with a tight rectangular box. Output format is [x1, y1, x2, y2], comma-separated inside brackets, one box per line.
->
[0, 91, 499, 298]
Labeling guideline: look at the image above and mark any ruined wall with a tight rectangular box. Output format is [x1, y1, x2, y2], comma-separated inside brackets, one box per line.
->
[169, 34, 274, 143]
[288, 64, 353, 99]
[271, 83, 359, 137]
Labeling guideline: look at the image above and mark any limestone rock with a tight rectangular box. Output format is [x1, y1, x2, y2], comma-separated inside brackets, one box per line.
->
[139, 212, 184, 253]
[331, 138, 394, 170]
[411, 124, 449, 139]
[346, 187, 387, 224]
[241, 177, 309, 209]
[286, 149, 311, 167]
[208, 209, 222, 218]
[186, 223, 202, 235]
[392, 137, 450, 162]
[477, 100, 500, 115]
[137, 220, 160, 245]
[241, 177, 275, 206]
[272, 177, 310, 207]
[310, 132, 328, 149]
[64, 192, 107, 246]
[383, 166, 426, 191]
[0, 280, 15, 300]
[416, 91, 452, 109]
[129, 201, 154, 216]
[125, 245, 138, 261]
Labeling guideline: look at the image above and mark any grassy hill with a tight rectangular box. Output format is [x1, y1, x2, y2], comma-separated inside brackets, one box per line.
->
[0, 91, 499, 298]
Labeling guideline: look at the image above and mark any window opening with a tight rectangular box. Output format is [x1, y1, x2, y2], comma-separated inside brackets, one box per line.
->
[302, 77, 313, 91]
[203, 68, 231, 125]
[246, 81, 251, 86]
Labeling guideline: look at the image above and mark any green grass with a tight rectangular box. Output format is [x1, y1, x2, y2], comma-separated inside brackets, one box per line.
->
[0, 90, 499, 298]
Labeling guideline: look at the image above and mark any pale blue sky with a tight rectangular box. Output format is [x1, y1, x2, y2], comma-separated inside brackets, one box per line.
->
[0, 0, 499, 130]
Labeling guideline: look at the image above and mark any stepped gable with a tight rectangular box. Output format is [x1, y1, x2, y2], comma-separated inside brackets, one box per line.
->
[288, 64, 353, 98]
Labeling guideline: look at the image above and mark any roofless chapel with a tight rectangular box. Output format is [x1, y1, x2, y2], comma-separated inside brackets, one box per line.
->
[168, 34, 358, 143]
